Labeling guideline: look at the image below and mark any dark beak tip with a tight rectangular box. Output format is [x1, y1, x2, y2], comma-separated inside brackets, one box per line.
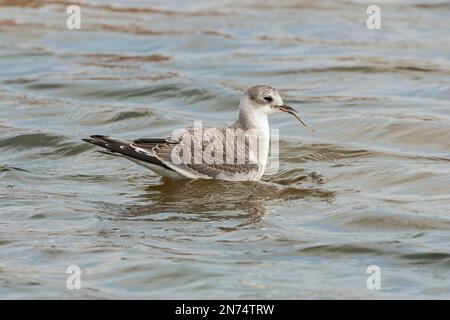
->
[279, 104, 315, 133]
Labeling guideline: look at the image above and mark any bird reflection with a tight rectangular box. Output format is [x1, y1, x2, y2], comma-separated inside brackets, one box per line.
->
[118, 177, 335, 231]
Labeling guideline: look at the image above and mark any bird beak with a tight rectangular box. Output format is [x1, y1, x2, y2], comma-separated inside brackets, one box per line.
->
[276, 104, 315, 133]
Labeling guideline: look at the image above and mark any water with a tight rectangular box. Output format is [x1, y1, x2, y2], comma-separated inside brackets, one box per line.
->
[0, 0, 449, 299]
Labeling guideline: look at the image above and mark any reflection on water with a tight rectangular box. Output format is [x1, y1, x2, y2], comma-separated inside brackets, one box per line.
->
[0, 0, 450, 299]
[117, 179, 335, 231]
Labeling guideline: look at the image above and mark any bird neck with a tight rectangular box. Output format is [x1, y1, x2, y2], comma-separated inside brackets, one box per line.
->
[237, 108, 270, 134]
[236, 107, 271, 173]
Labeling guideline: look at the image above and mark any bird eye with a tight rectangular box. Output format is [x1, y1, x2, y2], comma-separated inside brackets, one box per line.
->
[264, 96, 273, 102]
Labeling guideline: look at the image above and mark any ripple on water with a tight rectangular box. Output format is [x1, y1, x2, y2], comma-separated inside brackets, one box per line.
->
[401, 252, 450, 266]
[0, 133, 65, 149]
[107, 109, 156, 123]
[346, 214, 450, 231]
[280, 142, 377, 163]
[0, 0, 449, 299]
[97, 179, 335, 230]
[0, 131, 91, 159]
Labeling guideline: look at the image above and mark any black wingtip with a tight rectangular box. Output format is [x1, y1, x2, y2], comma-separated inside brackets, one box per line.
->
[82, 137, 108, 148]
[97, 150, 119, 156]
[83, 135, 113, 143]
[90, 135, 107, 139]
[81, 135, 174, 172]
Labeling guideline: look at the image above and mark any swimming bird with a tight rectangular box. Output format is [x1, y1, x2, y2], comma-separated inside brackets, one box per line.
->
[82, 85, 313, 181]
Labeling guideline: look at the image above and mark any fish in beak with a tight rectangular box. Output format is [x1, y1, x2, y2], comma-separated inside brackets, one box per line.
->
[276, 104, 315, 133]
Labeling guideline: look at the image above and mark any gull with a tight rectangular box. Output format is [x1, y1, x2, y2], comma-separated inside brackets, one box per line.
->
[82, 85, 314, 181]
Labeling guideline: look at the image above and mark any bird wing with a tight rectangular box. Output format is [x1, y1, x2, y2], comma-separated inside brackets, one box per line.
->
[82, 135, 175, 171]
[83, 127, 260, 180]
[131, 128, 259, 180]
